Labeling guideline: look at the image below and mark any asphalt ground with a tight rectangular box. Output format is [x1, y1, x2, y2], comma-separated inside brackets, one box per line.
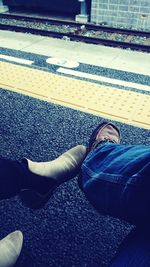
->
[0, 48, 150, 267]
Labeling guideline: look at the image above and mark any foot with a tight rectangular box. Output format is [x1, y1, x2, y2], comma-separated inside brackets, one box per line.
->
[89, 122, 121, 150]
[20, 145, 87, 209]
[0, 231, 23, 267]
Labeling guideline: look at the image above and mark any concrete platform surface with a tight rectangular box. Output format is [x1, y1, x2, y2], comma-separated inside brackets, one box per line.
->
[0, 30, 150, 76]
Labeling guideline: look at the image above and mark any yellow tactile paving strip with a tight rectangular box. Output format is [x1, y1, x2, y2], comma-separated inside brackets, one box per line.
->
[0, 61, 150, 129]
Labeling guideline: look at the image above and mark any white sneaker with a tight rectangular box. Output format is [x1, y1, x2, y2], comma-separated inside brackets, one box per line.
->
[0, 231, 23, 267]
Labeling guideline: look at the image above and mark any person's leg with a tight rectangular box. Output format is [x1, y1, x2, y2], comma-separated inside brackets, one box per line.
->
[79, 142, 150, 226]
[109, 228, 150, 267]
[20, 145, 86, 208]
[78, 122, 150, 266]
[26, 145, 87, 184]
[0, 157, 57, 200]
[0, 158, 25, 200]
[0, 230, 23, 267]
[0, 145, 86, 266]
[0, 145, 86, 207]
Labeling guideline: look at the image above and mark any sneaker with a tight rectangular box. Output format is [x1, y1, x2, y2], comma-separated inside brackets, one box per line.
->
[88, 121, 121, 151]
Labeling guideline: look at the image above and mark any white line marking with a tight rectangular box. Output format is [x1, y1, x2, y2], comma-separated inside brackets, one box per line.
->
[57, 67, 150, 92]
[0, 54, 34, 65]
[46, 57, 79, 68]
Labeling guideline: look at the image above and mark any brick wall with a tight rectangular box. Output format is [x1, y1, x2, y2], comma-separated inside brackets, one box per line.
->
[91, 0, 150, 31]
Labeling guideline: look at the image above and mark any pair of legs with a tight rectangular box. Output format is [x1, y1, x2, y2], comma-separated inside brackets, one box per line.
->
[1, 121, 150, 266]
[0, 145, 86, 267]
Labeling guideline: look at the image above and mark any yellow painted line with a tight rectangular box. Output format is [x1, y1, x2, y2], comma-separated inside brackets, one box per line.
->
[0, 61, 150, 129]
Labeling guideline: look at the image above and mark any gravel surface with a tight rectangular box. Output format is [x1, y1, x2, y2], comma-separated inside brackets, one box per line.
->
[0, 17, 149, 45]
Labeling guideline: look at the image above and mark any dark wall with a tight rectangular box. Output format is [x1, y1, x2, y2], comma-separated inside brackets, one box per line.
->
[3, 0, 83, 15]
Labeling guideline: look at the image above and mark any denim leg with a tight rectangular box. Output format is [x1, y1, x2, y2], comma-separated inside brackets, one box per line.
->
[110, 228, 150, 267]
[79, 143, 150, 225]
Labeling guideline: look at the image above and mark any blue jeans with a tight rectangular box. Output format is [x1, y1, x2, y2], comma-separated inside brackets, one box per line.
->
[79, 143, 150, 226]
[109, 227, 150, 267]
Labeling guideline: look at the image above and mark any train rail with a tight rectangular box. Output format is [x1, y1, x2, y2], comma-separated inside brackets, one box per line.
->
[0, 13, 150, 52]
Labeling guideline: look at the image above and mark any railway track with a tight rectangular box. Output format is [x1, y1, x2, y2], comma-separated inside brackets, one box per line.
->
[0, 13, 150, 52]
